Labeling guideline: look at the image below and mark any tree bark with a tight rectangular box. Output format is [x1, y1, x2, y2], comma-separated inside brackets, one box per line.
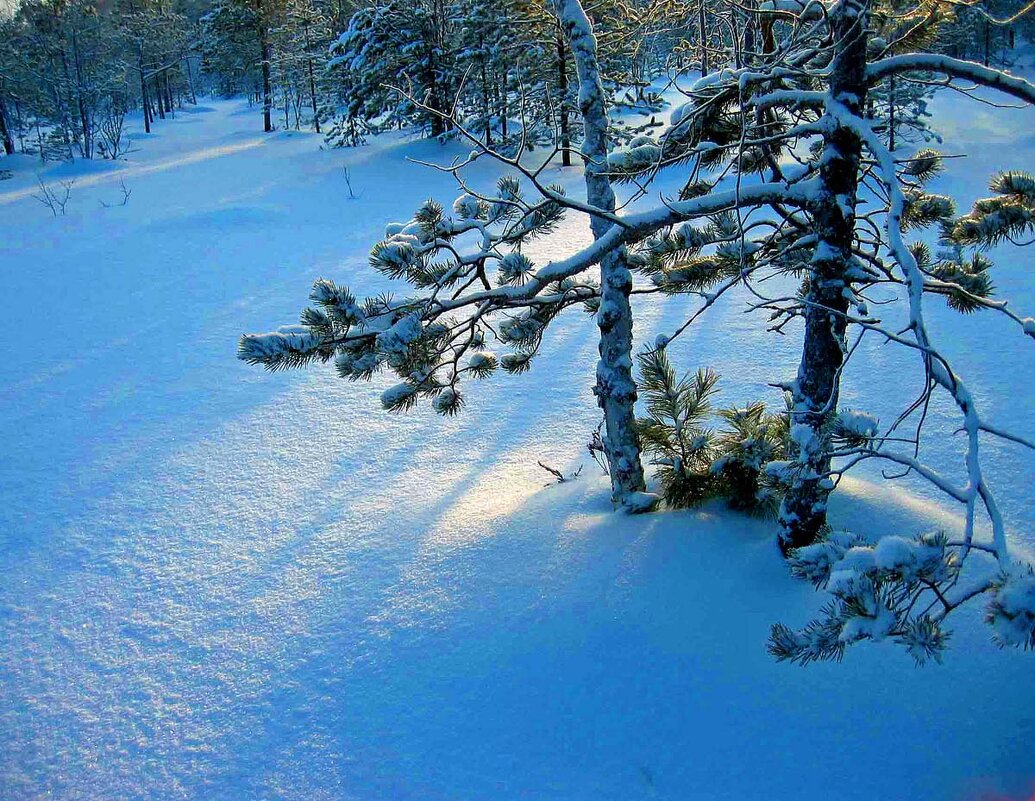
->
[553, 0, 650, 510]
[256, 1, 273, 133]
[779, 0, 869, 552]
[479, 41, 492, 146]
[698, 0, 709, 74]
[0, 87, 15, 155]
[70, 28, 92, 158]
[163, 70, 174, 117]
[556, 22, 572, 167]
[984, 15, 991, 67]
[303, 18, 320, 133]
[424, 0, 449, 137]
[743, 0, 756, 62]
[888, 74, 896, 151]
[186, 55, 197, 105]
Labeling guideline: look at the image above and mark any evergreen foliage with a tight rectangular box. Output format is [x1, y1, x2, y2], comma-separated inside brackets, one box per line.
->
[713, 403, 788, 518]
[239, 177, 597, 418]
[636, 349, 717, 509]
[635, 351, 789, 515]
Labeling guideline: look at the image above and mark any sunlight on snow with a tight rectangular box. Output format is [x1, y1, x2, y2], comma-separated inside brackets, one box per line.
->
[0, 138, 268, 206]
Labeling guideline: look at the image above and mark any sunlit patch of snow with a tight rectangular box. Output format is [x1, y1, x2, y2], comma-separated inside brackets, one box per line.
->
[0, 138, 268, 206]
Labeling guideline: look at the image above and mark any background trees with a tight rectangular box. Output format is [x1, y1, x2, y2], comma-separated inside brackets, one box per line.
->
[0, 0, 202, 158]
[3, 0, 1033, 156]
[0, 0, 339, 154]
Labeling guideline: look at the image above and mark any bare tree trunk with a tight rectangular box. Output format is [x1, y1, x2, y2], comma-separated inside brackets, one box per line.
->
[984, 13, 991, 66]
[154, 75, 166, 120]
[35, 118, 45, 160]
[307, 57, 320, 133]
[71, 28, 93, 158]
[256, 3, 273, 133]
[57, 48, 84, 157]
[743, 0, 756, 62]
[13, 96, 25, 152]
[0, 87, 14, 155]
[185, 55, 198, 105]
[888, 74, 896, 151]
[698, 0, 709, 74]
[761, 16, 776, 56]
[138, 48, 152, 133]
[424, 0, 449, 137]
[501, 88, 508, 139]
[425, 52, 445, 137]
[556, 23, 572, 167]
[553, 0, 650, 511]
[164, 71, 174, 118]
[479, 41, 492, 146]
[779, 0, 869, 553]
[303, 17, 320, 133]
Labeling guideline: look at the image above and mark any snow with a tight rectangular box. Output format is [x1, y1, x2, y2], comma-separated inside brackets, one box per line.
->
[467, 351, 497, 372]
[2, 94, 1035, 800]
[380, 382, 416, 409]
[374, 313, 423, 357]
[239, 326, 321, 362]
[497, 250, 534, 283]
[452, 193, 483, 220]
[837, 409, 879, 439]
[989, 572, 1035, 647]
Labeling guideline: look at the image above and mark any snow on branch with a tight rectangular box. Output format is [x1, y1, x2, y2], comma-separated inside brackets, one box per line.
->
[867, 54, 1035, 105]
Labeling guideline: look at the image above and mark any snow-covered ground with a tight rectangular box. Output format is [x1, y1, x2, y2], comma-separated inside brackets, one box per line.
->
[1, 96, 1033, 800]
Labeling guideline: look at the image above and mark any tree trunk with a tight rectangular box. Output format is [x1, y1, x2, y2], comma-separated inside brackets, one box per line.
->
[71, 29, 92, 158]
[424, 0, 449, 138]
[57, 48, 83, 157]
[257, 5, 273, 133]
[0, 87, 14, 155]
[303, 18, 320, 133]
[154, 76, 166, 120]
[307, 57, 321, 133]
[139, 49, 152, 133]
[761, 16, 776, 56]
[426, 50, 445, 137]
[164, 71, 174, 118]
[14, 97, 25, 151]
[743, 0, 756, 63]
[554, 0, 650, 511]
[556, 22, 571, 166]
[480, 42, 492, 146]
[888, 74, 896, 151]
[186, 56, 198, 105]
[698, 0, 709, 74]
[779, 0, 869, 552]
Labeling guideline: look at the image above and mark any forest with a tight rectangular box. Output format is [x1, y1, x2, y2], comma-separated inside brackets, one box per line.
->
[2, 0, 1035, 798]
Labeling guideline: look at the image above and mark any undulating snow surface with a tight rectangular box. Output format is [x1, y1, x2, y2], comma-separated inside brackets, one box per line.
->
[1, 96, 1034, 800]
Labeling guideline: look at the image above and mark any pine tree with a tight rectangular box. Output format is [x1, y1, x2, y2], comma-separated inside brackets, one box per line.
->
[713, 402, 788, 518]
[636, 350, 717, 509]
[328, 0, 456, 137]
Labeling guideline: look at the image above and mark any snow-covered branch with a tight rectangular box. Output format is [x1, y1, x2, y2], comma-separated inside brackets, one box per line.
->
[867, 55, 1035, 105]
